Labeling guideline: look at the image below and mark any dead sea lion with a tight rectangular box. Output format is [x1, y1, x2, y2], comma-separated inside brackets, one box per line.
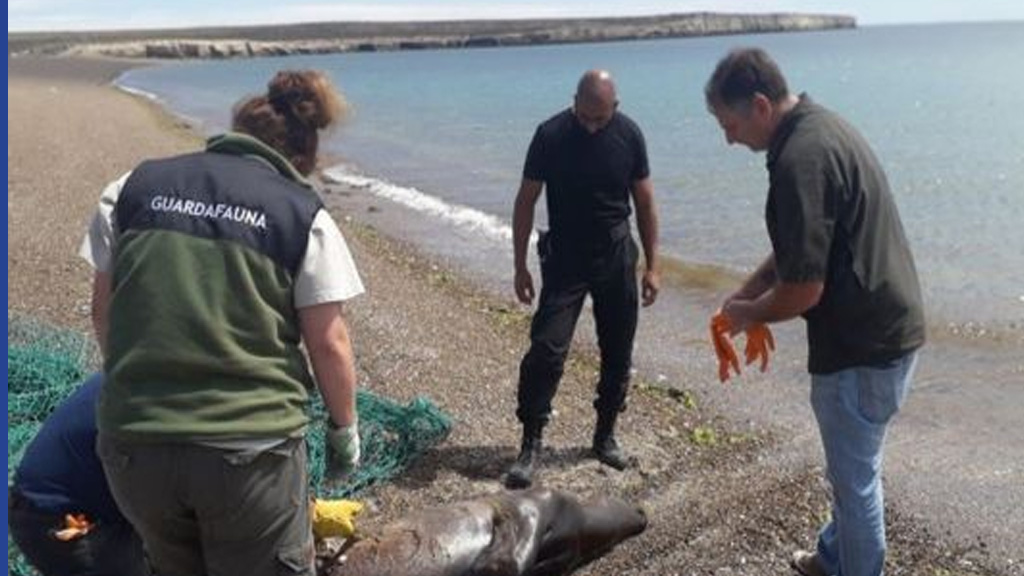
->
[321, 488, 647, 576]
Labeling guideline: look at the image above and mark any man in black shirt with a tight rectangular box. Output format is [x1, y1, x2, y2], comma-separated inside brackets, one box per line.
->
[506, 70, 660, 488]
[704, 48, 925, 576]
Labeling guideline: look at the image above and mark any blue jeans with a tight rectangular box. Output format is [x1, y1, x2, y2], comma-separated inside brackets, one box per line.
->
[810, 352, 918, 576]
[9, 488, 149, 576]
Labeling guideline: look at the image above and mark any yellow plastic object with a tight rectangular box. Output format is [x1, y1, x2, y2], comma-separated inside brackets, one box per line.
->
[312, 499, 364, 539]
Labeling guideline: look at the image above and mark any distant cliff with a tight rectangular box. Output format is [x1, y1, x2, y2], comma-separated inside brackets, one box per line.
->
[9, 12, 855, 60]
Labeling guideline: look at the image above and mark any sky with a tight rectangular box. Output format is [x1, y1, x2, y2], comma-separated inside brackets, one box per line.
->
[7, 0, 1024, 33]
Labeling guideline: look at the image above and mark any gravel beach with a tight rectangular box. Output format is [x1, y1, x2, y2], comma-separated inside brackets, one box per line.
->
[7, 55, 1018, 575]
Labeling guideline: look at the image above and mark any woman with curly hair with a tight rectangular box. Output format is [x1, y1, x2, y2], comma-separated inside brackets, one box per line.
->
[80, 70, 363, 576]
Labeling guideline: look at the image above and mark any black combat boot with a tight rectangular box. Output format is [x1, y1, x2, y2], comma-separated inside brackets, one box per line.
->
[505, 423, 543, 489]
[592, 410, 629, 470]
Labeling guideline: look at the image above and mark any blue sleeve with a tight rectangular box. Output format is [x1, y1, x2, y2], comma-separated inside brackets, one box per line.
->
[13, 373, 126, 523]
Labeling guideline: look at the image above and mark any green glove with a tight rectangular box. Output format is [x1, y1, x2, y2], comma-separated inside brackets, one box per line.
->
[326, 421, 360, 478]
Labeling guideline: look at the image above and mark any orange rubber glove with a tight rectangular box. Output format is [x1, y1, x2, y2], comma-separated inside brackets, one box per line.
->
[744, 323, 776, 372]
[709, 312, 741, 383]
[53, 513, 93, 541]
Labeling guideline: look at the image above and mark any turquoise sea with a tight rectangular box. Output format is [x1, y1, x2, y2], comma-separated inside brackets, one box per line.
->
[117, 21, 1024, 342]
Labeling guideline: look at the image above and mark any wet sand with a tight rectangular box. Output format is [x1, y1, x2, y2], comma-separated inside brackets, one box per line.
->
[7, 54, 1021, 574]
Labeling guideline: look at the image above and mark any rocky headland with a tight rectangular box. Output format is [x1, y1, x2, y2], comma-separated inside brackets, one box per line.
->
[9, 12, 855, 59]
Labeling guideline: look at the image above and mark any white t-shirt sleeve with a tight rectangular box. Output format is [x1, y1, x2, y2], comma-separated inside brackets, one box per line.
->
[294, 209, 365, 308]
[78, 172, 132, 272]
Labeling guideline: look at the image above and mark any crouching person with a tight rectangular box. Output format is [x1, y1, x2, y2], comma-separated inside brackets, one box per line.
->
[9, 373, 148, 576]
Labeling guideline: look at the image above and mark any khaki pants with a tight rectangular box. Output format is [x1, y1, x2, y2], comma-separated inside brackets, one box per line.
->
[98, 435, 313, 576]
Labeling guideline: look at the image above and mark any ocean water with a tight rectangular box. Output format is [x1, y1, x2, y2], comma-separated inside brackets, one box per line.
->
[117, 22, 1024, 341]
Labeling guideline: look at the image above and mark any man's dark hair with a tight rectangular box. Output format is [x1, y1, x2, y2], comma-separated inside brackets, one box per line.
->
[705, 48, 789, 110]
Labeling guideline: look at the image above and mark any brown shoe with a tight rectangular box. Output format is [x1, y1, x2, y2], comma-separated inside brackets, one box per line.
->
[791, 550, 828, 576]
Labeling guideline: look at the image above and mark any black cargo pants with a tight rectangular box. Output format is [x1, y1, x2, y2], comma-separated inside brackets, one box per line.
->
[516, 223, 640, 427]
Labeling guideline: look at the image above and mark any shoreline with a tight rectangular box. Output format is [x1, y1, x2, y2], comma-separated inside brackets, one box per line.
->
[10, 12, 854, 59]
[8, 55, 1022, 572]
[319, 158, 1024, 349]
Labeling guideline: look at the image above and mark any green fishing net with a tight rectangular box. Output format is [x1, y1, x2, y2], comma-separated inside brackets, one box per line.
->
[7, 312, 451, 576]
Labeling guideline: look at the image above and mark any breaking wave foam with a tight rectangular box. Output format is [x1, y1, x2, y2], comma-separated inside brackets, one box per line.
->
[323, 165, 514, 244]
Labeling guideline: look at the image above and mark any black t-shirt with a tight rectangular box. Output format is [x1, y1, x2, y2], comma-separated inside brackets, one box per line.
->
[766, 95, 925, 373]
[523, 109, 649, 245]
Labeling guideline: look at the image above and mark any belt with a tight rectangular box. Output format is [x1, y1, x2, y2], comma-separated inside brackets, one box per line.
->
[546, 219, 631, 248]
